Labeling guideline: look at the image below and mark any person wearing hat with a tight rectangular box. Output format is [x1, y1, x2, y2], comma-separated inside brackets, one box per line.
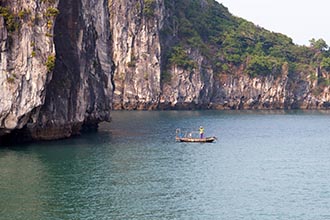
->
[199, 126, 204, 139]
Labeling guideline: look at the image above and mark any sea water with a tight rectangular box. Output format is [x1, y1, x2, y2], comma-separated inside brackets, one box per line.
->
[1, 110, 330, 219]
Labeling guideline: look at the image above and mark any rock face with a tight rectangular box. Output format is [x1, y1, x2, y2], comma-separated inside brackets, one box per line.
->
[0, 0, 113, 141]
[110, 0, 164, 110]
[160, 55, 330, 110]
[159, 50, 215, 109]
[30, 0, 113, 140]
[0, 0, 57, 137]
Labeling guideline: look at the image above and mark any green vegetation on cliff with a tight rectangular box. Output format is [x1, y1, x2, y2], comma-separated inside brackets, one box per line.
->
[143, 0, 156, 17]
[168, 45, 196, 70]
[0, 6, 19, 32]
[46, 54, 56, 72]
[161, 0, 330, 79]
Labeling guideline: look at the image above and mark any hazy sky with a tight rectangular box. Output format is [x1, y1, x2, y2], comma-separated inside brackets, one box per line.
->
[217, 0, 329, 46]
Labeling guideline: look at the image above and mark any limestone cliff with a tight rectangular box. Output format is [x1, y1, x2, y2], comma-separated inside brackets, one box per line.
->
[110, 0, 164, 110]
[0, 0, 57, 136]
[0, 0, 113, 141]
[31, 0, 113, 140]
[159, 48, 328, 110]
[110, 0, 330, 110]
[159, 49, 330, 110]
[159, 49, 215, 109]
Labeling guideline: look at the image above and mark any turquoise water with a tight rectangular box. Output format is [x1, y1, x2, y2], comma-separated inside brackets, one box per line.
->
[1, 110, 330, 219]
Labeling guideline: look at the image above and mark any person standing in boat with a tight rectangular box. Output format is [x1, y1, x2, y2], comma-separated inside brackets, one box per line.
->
[199, 126, 204, 139]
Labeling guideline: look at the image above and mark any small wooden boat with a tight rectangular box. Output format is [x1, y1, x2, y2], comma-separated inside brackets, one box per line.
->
[175, 128, 217, 143]
[176, 136, 217, 143]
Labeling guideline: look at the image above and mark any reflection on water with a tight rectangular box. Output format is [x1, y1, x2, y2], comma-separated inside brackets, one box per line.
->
[1, 110, 330, 219]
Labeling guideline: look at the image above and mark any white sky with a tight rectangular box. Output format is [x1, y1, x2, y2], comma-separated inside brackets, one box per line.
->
[217, 0, 329, 46]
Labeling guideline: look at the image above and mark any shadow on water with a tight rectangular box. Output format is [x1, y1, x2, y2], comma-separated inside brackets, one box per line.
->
[0, 128, 113, 149]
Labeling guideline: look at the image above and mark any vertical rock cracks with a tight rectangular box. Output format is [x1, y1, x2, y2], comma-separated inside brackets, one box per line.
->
[30, 0, 114, 140]
[0, 0, 114, 141]
[110, 0, 164, 110]
[0, 0, 57, 138]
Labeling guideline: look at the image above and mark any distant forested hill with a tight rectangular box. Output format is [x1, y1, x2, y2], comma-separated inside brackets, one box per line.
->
[161, 0, 330, 78]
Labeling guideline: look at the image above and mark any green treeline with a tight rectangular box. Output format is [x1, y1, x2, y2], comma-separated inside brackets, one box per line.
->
[161, 0, 330, 79]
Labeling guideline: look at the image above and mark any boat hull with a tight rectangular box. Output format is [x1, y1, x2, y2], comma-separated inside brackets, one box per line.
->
[177, 137, 216, 143]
